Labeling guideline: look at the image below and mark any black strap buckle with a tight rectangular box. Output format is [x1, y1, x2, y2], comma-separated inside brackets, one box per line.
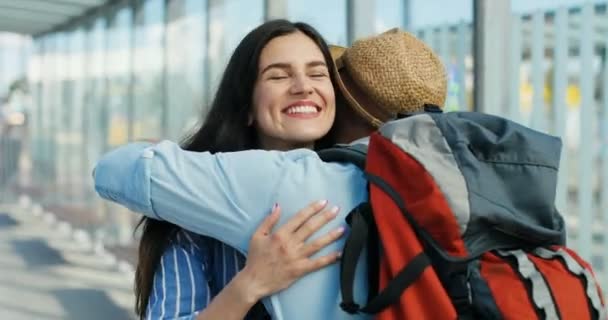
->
[340, 302, 361, 314]
[423, 104, 443, 113]
[396, 104, 443, 120]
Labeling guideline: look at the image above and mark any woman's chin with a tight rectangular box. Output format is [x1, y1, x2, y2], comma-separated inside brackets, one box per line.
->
[289, 130, 330, 145]
[259, 127, 332, 150]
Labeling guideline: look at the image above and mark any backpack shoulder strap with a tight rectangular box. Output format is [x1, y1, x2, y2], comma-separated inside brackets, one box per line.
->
[316, 143, 368, 169]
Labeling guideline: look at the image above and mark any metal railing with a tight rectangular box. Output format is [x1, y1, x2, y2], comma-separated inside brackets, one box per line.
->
[416, 2, 608, 290]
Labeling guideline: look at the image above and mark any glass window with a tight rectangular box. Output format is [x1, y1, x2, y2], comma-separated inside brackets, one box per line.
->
[28, 40, 44, 183]
[0, 34, 31, 191]
[0, 34, 29, 98]
[286, 0, 348, 46]
[207, 0, 264, 94]
[410, 0, 473, 112]
[83, 18, 107, 202]
[104, 6, 136, 245]
[375, 0, 405, 33]
[507, 2, 606, 279]
[53, 32, 69, 197]
[63, 28, 86, 202]
[106, 7, 132, 148]
[409, 0, 472, 29]
[132, 0, 165, 140]
[166, 0, 207, 141]
[39, 35, 58, 186]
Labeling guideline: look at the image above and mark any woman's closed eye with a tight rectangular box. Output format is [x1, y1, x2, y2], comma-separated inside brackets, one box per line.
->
[309, 72, 328, 78]
[269, 75, 289, 80]
[308, 67, 329, 79]
[266, 71, 290, 80]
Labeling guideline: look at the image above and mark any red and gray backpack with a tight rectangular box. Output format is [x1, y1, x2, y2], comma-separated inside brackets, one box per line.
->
[318, 106, 606, 320]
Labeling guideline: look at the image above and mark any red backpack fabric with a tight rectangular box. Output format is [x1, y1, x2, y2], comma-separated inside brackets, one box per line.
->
[319, 109, 606, 319]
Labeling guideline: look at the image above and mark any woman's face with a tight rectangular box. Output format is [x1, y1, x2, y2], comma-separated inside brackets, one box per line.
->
[251, 31, 335, 151]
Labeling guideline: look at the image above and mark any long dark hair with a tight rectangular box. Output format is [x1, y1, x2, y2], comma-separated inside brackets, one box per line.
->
[134, 19, 337, 318]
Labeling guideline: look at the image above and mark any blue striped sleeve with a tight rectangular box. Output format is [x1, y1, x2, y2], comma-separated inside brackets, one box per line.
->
[206, 240, 246, 292]
[146, 236, 212, 319]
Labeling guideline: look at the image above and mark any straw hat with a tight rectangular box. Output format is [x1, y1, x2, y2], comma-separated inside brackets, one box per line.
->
[330, 28, 447, 128]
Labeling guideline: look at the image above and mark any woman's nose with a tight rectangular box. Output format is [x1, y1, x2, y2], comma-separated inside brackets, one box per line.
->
[289, 75, 314, 95]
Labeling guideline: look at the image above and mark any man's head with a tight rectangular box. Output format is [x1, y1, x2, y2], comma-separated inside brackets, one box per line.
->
[329, 28, 448, 144]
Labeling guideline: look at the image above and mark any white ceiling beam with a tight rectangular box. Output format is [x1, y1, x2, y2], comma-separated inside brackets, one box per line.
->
[0, 0, 85, 16]
[0, 20, 49, 35]
[0, 8, 69, 24]
[45, 0, 106, 6]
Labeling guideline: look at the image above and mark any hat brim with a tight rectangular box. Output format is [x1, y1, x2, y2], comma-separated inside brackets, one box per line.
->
[329, 45, 347, 62]
[329, 45, 383, 128]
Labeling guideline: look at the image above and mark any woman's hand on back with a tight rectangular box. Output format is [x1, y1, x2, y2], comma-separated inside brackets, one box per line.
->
[239, 200, 344, 301]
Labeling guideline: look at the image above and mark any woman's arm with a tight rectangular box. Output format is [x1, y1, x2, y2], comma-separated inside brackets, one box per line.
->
[195, 200, 344, 320]
[93, 141, 320, 252]
[144, 200, 342, 319]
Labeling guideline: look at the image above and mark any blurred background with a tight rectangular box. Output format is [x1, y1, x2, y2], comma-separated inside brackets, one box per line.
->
[0, 0, 607, 318]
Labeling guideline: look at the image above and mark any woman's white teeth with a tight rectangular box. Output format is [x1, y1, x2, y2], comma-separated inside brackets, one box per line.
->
[286, 106, 318, 114]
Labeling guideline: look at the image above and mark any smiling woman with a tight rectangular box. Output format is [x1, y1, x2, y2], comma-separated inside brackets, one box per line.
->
[133, 19, 341, 320]
[250, 31, 336, 151]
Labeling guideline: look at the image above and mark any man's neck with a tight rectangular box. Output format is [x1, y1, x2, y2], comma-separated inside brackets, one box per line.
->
[349, 136, 370, 145]
[334, 126, 373, 145]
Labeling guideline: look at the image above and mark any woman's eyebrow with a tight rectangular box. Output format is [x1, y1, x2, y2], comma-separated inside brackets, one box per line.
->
[306, 61, 328, 68]
[260, 63, 290, 74]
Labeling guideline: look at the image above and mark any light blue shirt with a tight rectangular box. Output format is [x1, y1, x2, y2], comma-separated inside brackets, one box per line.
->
[93, 141, 371, 320]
